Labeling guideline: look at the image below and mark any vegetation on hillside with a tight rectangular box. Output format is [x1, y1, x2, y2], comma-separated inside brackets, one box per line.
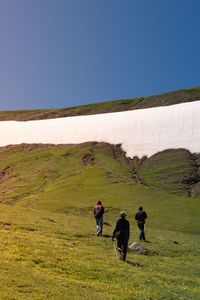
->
[0, 143, 199, 207]
[0, 200, 199, 300]
[0, 143, 199, 299]
[137, 149, 200, 197]
[0, 86, 200, 121]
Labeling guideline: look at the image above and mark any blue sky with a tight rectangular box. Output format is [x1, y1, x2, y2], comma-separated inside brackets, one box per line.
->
[0, 0, 199, 110]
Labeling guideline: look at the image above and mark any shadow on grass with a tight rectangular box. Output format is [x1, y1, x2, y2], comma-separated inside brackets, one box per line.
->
[73, 233, 89, 238]
[126, 261, 143, 267]
[146, 250, 159, 256]
[102, 234, 112, 238]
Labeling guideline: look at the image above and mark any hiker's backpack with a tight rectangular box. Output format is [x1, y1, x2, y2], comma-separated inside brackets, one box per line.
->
[94, 205, 103, 218]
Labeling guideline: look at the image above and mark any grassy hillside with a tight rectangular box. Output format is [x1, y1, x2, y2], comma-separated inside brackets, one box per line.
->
[0, 143, 199, 299]
[137, 149, 200, 197]
[0, 143, 134, 208]
[0, 86, 200, 121]
[0, 143, 199, 207]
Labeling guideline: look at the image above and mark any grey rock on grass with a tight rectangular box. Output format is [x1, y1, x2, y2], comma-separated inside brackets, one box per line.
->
[129, 242, 148, 255]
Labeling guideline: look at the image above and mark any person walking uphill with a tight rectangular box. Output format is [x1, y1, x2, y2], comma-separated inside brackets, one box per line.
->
[135, 206, 147, 241]
[112, 211, 130, 261]
[94, 201, 104, 236]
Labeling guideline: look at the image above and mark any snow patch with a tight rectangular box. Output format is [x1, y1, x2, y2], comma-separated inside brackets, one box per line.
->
[0, 101, 200, 158]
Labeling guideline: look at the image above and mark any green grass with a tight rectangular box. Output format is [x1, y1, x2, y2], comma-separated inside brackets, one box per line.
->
[0, 196, 199, 299]
[0, 85, 200, 121]
[0, 143, 199, 299]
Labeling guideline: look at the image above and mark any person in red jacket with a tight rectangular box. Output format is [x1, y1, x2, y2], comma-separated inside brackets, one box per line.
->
[94, 200, 104, 236]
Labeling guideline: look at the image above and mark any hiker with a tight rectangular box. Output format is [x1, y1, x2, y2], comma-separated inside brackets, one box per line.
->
[94, 200, 104, 236]
[112, 211, 130, 261]
[135, 206, 147, 241]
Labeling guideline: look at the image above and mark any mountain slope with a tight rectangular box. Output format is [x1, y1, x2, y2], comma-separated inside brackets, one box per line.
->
[0, 86, 199, 121]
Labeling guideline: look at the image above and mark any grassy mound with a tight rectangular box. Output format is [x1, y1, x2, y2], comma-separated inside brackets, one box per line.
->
[137, 149, 200, 197]
[0, 143, 199, 299]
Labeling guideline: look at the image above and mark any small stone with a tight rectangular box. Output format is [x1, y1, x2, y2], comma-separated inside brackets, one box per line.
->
[172, 240, 179, 244]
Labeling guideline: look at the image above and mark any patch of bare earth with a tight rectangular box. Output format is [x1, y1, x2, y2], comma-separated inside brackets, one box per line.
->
[0, 166, 12, 183]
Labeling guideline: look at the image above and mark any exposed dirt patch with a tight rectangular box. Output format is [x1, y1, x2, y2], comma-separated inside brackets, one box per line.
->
[112, 144, 146, 184]
[0, 166, 12, 183]
[82, 153, 93, 166]
[112, 144, 131, 165]
[81, 142, 97, 166]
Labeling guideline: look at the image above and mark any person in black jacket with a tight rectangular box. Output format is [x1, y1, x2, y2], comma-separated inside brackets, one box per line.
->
[94, 200, 104, 236]
[112, 211, 130, 261]
[135, 206, 147, 241]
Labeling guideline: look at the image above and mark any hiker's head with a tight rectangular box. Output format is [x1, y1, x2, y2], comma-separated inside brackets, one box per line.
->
[97, 200, 102, 205]
[120, 211, 126, 218]
[139, 206, 143, 211]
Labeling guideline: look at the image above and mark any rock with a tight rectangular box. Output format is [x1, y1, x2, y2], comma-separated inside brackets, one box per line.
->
[129, 242, 148, 255]
[172, 240, 179, 244]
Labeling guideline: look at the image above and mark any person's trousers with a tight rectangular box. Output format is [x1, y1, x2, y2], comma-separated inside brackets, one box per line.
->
[117, 237, 128, 261]
[138, 223, 146, 240]
[96, 216, 103, 234]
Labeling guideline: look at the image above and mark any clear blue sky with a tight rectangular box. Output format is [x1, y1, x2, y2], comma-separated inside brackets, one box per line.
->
[0, 0, 199, 110]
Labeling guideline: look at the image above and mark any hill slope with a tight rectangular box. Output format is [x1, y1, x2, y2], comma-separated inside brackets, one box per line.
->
[0, 86, 199, 121]
[0, 143, 199, 208]
[0, 143, 199, 299]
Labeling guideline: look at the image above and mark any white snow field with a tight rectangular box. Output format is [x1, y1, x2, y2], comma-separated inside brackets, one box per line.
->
[0, 100, 200, 158]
